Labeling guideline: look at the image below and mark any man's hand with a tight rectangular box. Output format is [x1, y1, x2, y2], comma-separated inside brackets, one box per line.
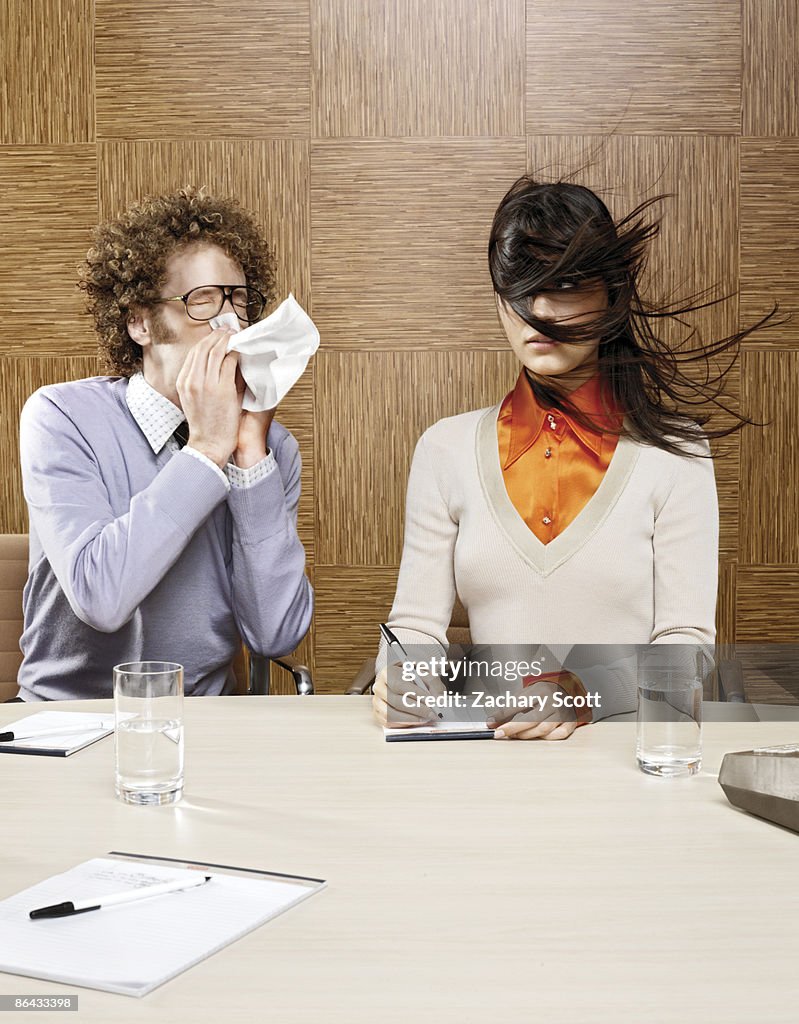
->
[176, 328, 241, 468]
[487, 679, 580, 741]
[372, 663, 447, 727]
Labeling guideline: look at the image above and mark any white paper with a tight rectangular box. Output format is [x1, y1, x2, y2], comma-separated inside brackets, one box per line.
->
[0, 857, 324, 997]
[0, 712, 116, 756]
[210, 293, 319, 411]
[383, 720, 492, 738]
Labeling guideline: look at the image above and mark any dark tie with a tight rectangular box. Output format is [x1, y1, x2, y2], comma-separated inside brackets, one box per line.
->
[173, 421, 190, 449]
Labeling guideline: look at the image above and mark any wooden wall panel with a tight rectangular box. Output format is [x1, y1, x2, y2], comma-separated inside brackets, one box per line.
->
[711, 437, 740, 564]
[316, 349, 518, 566]
[313, 567, 401, 692]
[0, 357, 103, 534]
[312, 0, 525, 137]
[716, 560, 736, 647]
[95, 1, 310, 139]
[0, 0, 94, 144]
[743, 0, 799, 137]
[731, 640, 799, 705]
[526, 1, 740, 134]
[740, 141, 799, 345]
[721, 564, 799, 705]
[311, 139, 526, 347]
[1, 1, 798, 693]
[527, 136, 739, 347]
[739, 350, 799, 565]
[98, 141, 311, 309]
[0, 147, 98, 354]
[275, 371, 316, 565]
[736, 568, 799, 643]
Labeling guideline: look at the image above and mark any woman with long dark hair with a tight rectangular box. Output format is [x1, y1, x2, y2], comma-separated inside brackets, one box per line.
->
[373, 175, 773, 739]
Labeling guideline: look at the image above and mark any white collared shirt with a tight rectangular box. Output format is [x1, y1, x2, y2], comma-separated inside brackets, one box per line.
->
[125, 372, 275, 490]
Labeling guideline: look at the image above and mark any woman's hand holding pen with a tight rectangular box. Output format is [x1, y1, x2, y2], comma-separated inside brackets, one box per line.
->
[372, 664, 447, 727]
[487, 678, 580, 741]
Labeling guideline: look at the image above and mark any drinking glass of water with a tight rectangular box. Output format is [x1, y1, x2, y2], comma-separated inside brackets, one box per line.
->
[114, 662, 184, 804]
[636, 647, 703, 777]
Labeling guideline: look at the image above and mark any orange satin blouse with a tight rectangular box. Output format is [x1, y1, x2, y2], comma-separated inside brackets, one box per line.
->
[497, 370, 623, 545]
[497, 370, 623, 725]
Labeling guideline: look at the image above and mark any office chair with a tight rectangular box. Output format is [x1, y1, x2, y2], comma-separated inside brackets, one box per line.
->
[248, 651, 314, 696]
[0, 534, 312, 699]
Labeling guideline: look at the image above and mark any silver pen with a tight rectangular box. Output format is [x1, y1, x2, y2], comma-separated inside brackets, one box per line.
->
[380, 623, 444, 718]
[379, 623, 430, 693]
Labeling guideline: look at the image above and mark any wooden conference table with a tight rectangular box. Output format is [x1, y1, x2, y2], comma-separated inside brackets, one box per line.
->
[1, 696, 799, 1024]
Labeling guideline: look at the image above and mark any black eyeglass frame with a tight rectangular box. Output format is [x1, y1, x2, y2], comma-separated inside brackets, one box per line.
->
[154, 284, 267, 323]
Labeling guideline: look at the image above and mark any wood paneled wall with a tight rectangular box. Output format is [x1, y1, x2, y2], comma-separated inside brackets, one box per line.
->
[1, 1, 796, 694]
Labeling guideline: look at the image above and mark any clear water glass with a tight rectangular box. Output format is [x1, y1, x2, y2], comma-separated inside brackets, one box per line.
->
[636, 647, 703, 777]
[114, 661, 184, 804]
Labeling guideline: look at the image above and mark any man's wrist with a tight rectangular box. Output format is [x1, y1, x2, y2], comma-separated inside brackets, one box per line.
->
[233, 446, 270, 469]
[193, 448, 229, 469]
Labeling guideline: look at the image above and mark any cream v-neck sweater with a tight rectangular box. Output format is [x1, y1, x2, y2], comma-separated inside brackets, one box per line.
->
[382, 405, 718, 721]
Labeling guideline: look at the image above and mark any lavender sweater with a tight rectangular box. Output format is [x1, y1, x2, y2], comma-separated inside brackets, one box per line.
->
[17, 377, 313, 700]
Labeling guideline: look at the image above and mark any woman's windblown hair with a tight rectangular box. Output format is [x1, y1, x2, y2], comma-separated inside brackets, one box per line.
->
[488, 176, 781, 456]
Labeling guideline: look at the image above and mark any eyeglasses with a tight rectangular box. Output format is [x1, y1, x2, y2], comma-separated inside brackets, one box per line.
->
[155, 285, 266, 323]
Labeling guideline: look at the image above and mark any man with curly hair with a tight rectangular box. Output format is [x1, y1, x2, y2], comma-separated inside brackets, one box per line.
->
[15, 187, 313, 700]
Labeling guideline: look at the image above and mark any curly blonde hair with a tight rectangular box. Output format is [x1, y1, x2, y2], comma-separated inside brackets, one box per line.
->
[79, 187, 277, 377]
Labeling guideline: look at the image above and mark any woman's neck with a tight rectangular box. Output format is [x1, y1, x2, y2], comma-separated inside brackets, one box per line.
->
[524, 365, 599, 395]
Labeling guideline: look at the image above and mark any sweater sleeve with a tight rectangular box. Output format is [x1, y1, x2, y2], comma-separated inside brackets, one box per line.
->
[20, 389, 228, 633]
[376, 431, 458, 671]
[651, 438, 718, 648]
[224, 430, 313, 657]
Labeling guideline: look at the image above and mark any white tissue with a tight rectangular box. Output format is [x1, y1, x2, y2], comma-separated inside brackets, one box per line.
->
[209, 311, 243, 332]
[209, 294, 319, 411]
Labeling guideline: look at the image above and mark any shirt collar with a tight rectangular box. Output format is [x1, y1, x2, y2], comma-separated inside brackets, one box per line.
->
[125, 372, 185, 454]
[504, 370, 622, 469]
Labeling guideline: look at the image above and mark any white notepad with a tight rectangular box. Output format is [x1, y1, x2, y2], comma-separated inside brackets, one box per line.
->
[384, 720, 493, 741]
[0, 853, 326, 997]
[0, 712, 117, 757]
[384, 688, 493, 741]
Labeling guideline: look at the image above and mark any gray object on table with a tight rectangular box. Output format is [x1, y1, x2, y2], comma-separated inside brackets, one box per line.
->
[718, 744, 799, 834]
